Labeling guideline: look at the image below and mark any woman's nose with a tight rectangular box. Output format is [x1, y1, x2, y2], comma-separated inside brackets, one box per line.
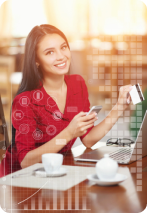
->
[56, 50, 64, 60]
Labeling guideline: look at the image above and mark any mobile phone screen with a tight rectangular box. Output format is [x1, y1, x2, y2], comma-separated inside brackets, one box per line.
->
[86, 106, 102, 116]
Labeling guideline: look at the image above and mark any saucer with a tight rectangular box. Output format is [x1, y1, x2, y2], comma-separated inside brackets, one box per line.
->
[34, 167, 67, 177]
[87, 173, 128, 186]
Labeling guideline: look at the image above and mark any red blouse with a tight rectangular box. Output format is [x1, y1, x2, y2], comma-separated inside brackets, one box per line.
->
[0, 74, 94, 176]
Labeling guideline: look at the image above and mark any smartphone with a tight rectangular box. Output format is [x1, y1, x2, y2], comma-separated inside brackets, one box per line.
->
[86, 105, 102, 116]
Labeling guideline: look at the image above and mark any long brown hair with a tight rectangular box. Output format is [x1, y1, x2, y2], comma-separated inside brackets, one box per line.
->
[12, 24, 70, 147]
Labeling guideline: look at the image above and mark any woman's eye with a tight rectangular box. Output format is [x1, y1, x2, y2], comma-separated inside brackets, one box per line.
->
[62, 45, 67, 50]
[46, 51, 53, 55]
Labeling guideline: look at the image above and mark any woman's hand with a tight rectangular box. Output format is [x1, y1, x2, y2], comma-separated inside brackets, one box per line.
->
[66, 111, 98, 140]
[117, 85, 133, 110]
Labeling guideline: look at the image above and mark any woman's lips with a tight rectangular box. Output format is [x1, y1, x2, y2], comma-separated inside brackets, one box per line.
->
[54, 61, 67, 69]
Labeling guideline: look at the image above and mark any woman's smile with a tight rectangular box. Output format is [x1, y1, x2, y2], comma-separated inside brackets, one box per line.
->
[54, 61, 67, 69]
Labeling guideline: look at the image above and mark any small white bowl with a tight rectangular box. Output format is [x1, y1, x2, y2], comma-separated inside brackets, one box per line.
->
[96, 154, 118, 180]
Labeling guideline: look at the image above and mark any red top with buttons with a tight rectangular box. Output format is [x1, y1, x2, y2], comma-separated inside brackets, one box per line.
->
[0, 74, 94, 176]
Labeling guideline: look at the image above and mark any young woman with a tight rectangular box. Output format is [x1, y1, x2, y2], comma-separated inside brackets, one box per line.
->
[0, 24, 132, 176]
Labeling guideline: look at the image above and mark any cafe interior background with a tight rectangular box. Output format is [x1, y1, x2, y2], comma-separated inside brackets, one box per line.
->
[0, 0, 147, 154]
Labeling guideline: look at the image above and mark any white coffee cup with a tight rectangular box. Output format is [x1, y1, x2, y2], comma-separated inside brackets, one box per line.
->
[96, 154, 118, 180]
[42, 153, 63, 174]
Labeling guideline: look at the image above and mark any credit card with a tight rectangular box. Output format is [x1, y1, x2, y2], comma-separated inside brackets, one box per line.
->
[129, 83, 145, 105]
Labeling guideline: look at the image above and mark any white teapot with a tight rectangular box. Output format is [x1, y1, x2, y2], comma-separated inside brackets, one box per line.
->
[96, 154, 118, 180]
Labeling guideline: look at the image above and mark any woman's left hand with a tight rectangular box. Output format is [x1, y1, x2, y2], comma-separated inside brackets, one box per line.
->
[117, 85, 133, 111]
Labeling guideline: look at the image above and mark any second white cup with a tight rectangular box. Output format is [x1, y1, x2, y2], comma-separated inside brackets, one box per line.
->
[42, 153, 63, 174]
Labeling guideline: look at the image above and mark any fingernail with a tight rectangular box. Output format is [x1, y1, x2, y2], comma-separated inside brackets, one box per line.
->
[95, 112, 97, 115]
[127, 99, 130, 104]
[129, 86, 133, 89]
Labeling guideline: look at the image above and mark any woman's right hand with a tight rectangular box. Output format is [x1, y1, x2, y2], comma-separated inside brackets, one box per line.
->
[66, 111, 98, 139]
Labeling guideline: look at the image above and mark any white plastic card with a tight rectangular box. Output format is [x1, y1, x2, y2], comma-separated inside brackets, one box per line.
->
[129, 83, 145, 105]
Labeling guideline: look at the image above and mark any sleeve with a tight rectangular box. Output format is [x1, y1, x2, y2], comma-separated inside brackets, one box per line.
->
[78, 75, 94, 141]
[12, 94, 37, 164]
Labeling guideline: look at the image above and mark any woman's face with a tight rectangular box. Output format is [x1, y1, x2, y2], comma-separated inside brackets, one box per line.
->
[36, 33, 71, 77]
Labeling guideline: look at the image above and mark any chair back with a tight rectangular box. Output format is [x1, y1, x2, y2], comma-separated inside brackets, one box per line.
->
[0, 95, 9, 162]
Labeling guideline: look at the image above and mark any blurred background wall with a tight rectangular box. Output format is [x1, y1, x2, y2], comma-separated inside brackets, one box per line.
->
[0, 0, 147, 145]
